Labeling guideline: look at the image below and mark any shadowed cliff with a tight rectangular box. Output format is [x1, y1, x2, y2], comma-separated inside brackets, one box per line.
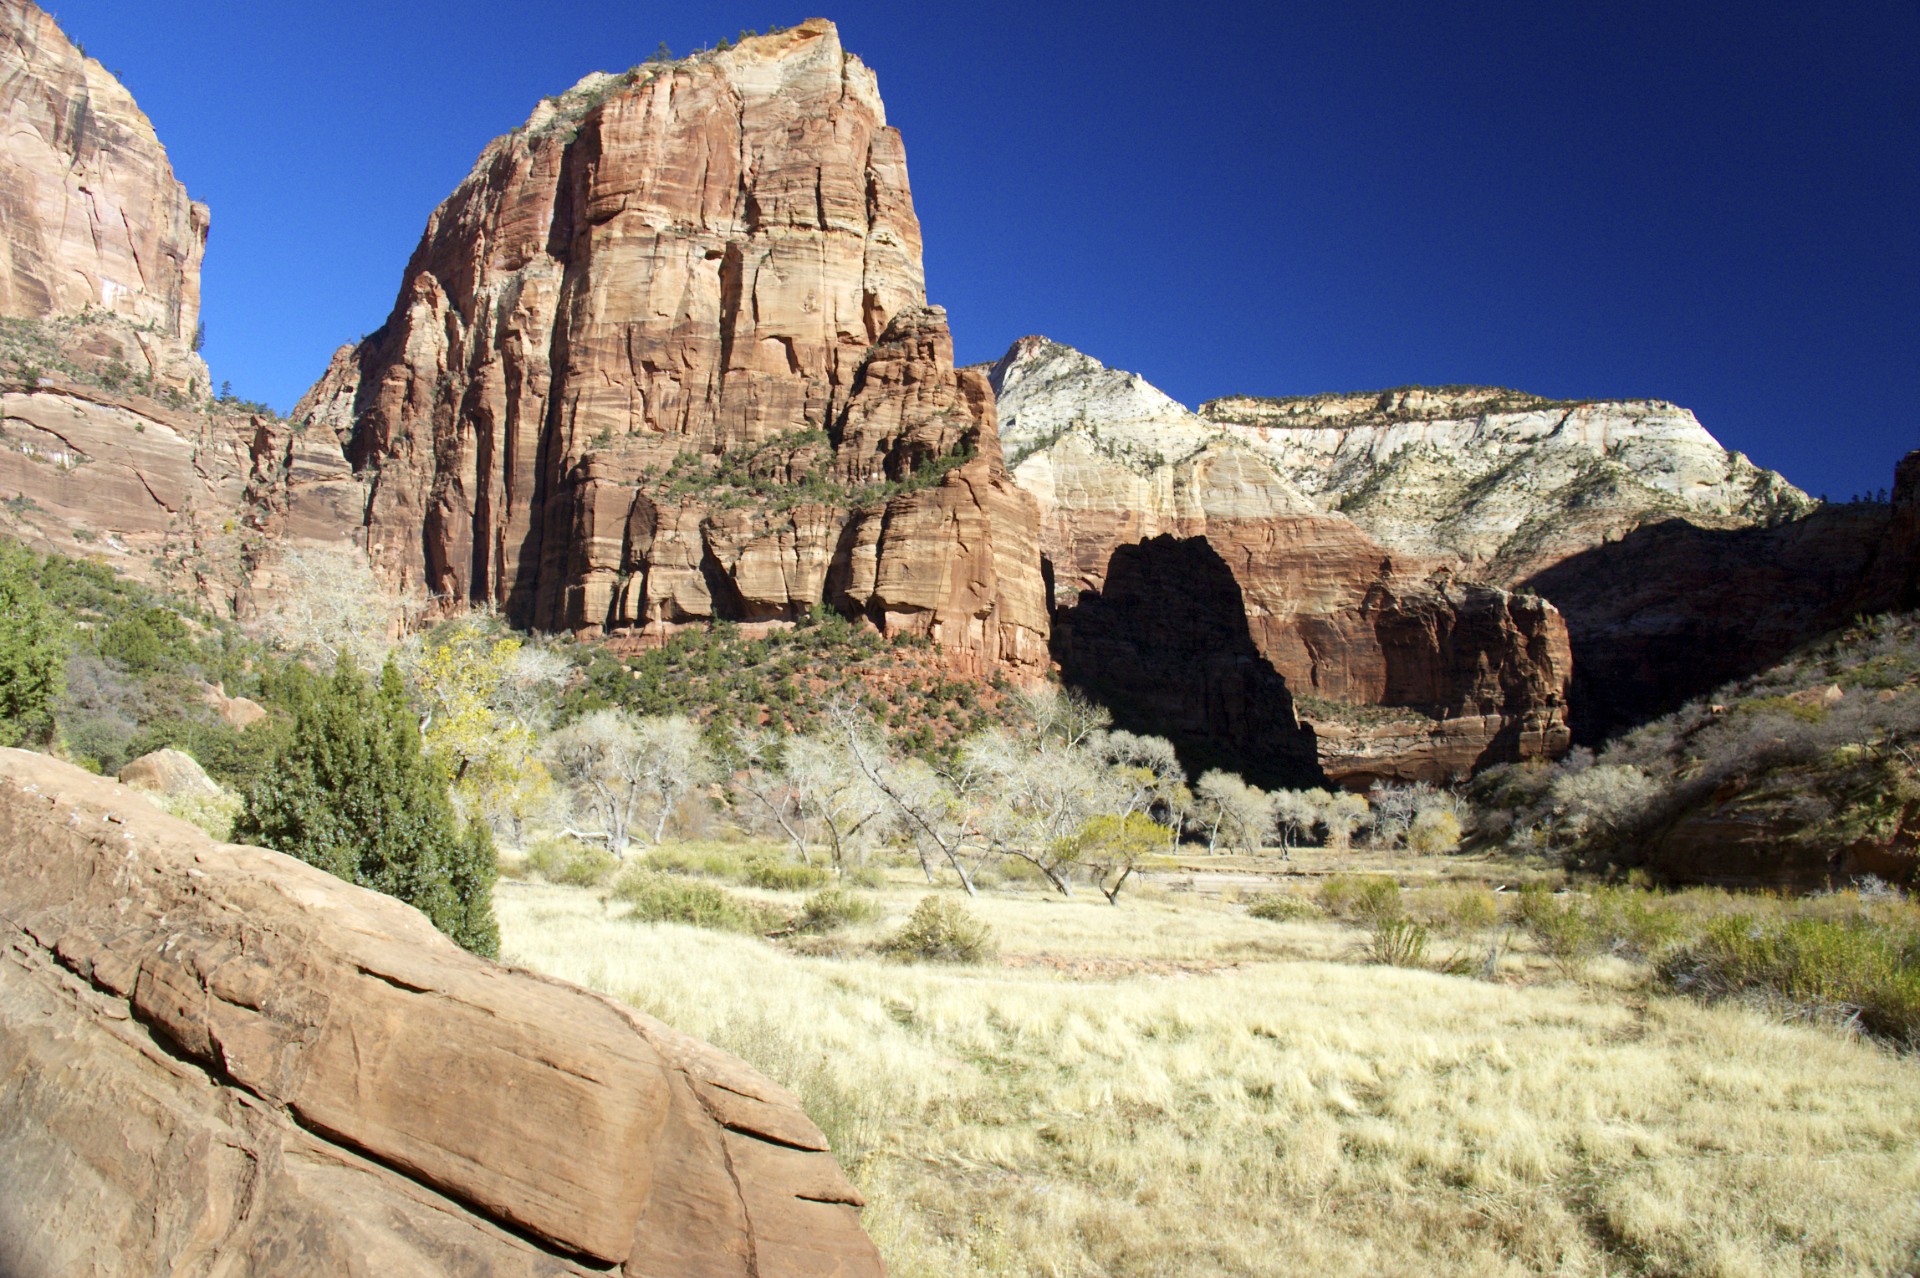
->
[1051, 534, 1324, 790]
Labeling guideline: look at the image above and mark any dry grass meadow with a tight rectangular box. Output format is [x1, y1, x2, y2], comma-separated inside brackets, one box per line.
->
[498, 855, 1920, 1278]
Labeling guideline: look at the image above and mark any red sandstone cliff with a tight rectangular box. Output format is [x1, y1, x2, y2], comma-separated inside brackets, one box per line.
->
[0, 0, 207, 393]
[993, 337, 1571, 784]
[295, 22, 1047, 676]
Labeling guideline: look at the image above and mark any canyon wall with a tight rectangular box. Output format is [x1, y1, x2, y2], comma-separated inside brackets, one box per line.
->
[0, 0, 208, 393]
[1197, 386, 1812, 584]
[0, 1, 364, 610]
[295, 22, 1046, 675]
[994, 337, 1570, 784]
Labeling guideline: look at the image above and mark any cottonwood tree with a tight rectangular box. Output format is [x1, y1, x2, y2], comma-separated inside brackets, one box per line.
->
[546, 710, 716, 855]
[964, 727, 1111, 896]
[404, 616, 567, 840]
[1194, 770, 1270, 854]
[1055, 811, 1171, 905]
[264, 546, 423, 669]
[826, 700, 982, 894]
[1270, 789, 1319, 852]
[1313, 788, 1372, 850]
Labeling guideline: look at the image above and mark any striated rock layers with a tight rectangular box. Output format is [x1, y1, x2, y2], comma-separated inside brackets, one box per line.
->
[0, 0, 207, 393]
[1197, 386, 1812, 585]
[0, 748, 884, 1276]
[0, 1, 365, 608]
[992, 337, 1570, 784]
[294, 22, 1046, 676]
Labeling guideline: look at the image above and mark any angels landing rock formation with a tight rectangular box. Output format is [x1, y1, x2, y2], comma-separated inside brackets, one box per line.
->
[0, 749, 885, 1275]
[992, 337, 1571, 786]
[295, 21, 1047, 676]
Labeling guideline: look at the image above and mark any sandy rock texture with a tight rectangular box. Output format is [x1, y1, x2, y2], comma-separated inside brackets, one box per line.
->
[295, 22, 1046, 676]
[1198, 386, 1812, 583]
[0, 0, 207, 393]
[0, 748, 884, 1276]
[993, 337, 1569, 783]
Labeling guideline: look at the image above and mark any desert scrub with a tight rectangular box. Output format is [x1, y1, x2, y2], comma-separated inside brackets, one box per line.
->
[880, 894, 996, 963]
[1662, 912, 1920, 1044]
[1320, 873, 1401, 923]
[524, 836, 618, 887]
[794, 886, 882, 934]
[1247, 892, 1320, 922]
[1368, 916, 1431, 968]
[609, 866, 786, 934]
[743, 857, 831, 892]
[1409, 882, 1499, 934]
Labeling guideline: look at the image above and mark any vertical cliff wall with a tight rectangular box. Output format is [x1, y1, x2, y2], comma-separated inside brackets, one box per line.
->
[296, 21, 1047, 675]
[0, 0, 208, 392]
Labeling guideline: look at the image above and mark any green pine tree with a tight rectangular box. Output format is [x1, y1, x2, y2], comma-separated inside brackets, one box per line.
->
[234, 656, 498, 958]
[0, 544, 66, 749]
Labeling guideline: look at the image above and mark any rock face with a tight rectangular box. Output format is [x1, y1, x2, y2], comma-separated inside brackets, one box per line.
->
[294, 22, 1046, 676]
[1527, 470, 1920, 742]
[0, 0, 208, 394]
[0, 748, 884, 1275]
[1197, 386, 1812, 584]
[992, 337, 1571, 783]
[0, 1, 367, 609]
[1054, 535, 1320, 789]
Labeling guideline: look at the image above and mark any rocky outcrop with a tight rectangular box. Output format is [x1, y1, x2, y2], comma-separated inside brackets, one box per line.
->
[0, 748, 884, 1275]
[1198, 387, 1812, 584]
[0, 0, 207, 394]
[294, 22, 1046, 676]
[116, 746, 220, 798]
[992, 337, 1570, 783]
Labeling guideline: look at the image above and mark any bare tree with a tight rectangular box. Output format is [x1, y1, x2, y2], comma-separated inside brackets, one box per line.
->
[1194, 770, 1269, 854]
[781, 731, 887, 873]
[825, 700, 981, 895]
[545, 710, 716, 855]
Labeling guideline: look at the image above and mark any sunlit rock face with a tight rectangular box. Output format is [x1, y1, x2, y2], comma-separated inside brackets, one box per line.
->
[0, 0, 208, 393]
[992, 337, 1571, 784]
[296, 21, 1048, 676]
[1197, 387, 1813, 584]
[0, 748, 886, 1276]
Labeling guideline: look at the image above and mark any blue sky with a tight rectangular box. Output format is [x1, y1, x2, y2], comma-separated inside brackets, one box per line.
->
[51, 0, 1919, 501]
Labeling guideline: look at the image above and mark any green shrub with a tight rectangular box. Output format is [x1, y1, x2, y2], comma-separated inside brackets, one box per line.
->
[234, 658, 497, 958]
[646, 843, 751, 880]
[1370, 917, 1431, 968]
[1410, 883, 1499, 934]
[881, 895, 997, 964]
[743, 857, 831, 892]
[1320, 874, 1402, 923]
[1248, 893, 1319, 922]
[525, 836, 619, 887]
[795, 886, 882, 934]
[1517, 882, 1599, 978]
[609, 867, 785, 934]
[1661, 914, 1920, 1044]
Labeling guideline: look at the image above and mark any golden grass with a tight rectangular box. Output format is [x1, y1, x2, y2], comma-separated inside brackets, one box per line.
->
[498, 876, 1920, 1277]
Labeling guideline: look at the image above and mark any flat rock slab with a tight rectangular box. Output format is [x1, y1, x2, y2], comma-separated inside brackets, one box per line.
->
[0, 748, 884, 1276]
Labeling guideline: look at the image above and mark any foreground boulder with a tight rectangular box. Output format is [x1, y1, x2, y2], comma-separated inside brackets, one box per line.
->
[0, 749, 883, 1276]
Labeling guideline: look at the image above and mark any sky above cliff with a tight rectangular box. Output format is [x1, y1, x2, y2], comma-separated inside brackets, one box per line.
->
[53, 0, 1918, 501]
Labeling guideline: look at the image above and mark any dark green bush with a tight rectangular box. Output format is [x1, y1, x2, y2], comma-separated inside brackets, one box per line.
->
[526, 836, 619, 887]
[1320, 874, 1402, 923]
[1248, 893, 1319, 922]
[1662, 913, 1920, 1044]
[743, 857, 831, 892]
